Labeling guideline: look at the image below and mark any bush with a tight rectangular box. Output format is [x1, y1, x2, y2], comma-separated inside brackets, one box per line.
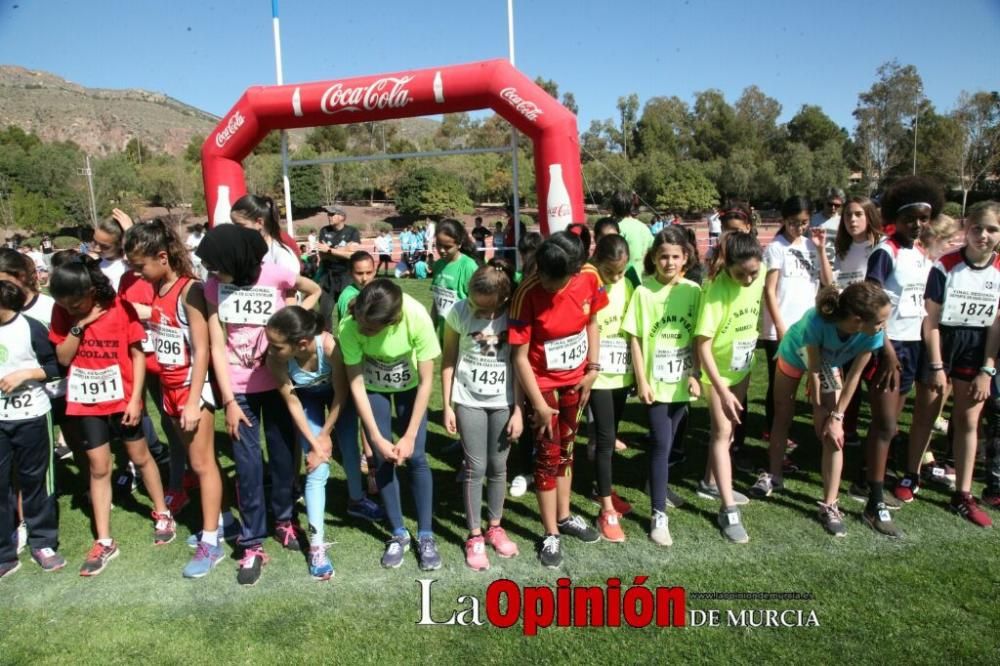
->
[53, 236, 80, 250]
[22, 236, 42, 249]
[375, 221, 394, 234]
[942, 201, 963, 218]
[396, 167, 473, 216]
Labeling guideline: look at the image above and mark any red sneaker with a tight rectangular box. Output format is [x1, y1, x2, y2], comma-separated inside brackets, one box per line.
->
[951, 493, 993, 528]
[589, 489, 633, 515]
[892, 476, 919, 504]
[597, 510, 625, 543]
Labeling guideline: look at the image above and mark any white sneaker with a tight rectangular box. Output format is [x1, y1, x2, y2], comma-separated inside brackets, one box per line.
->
[649, 511, 672, 546]
[510, 475, 528, 498]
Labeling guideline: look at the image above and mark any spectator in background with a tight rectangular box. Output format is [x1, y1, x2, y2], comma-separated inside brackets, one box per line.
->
[411, 223, 426, 256]
[424, 219, 436, 255]
[41, 234, 54, 254]
[650, 214, 665, 235]
[185, 224, 205, 251]
[811, 187, 845, 259]
[375, 228, 394, 276]
[707, 206, 722, 249]
[470, 216, 492, 254]
[504, 211, 528, 264]
[394, 256, 411, 279]
[493, 221, 506, 256]
[609, 191, 652, 277]
[413, 252, 430, 279]
[400, 225, 413, 265]
[316, 205, 361, 322]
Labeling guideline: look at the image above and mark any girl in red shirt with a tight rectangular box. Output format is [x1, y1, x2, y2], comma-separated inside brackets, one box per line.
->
[509, 231, 608, 569]
[125, 220, 227, 578]
[49, 256, 174, 577]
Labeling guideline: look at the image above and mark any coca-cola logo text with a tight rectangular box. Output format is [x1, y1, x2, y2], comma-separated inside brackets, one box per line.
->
[215, 111, 245, 149]
[548, 203, 571, 219]
[500, 87, 544, 122]
[320, 76, 414, 115]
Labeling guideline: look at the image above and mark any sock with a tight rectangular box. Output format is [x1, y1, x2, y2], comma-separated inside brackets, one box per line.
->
[97, 538, 113, 547]
[867, 481, 885, 510]
[202, 530, 219, 547]
[417, 530, 433, 540]
[392, 527, 408, 538]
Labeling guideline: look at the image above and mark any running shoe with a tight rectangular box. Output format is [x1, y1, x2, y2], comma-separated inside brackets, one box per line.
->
[557, 514, 600, 543]
[381, 533, 411, 569]
[717, 506, 749, 544]
[668, 448, 688, 468]
[79, 540, 119, 577]
[31, 547, 66, 572]
[817, 502, 847, 537]
[597, 510, 625, 543]
[236, 545, 268, 586]
[484, 525, 519, 558]
[665, 488, 686, 509]
[164, 489, 189, 515]
[933, 416, 950, 434]
[152, 511, 176, 546]
[186, 518, 242, 548]
[921, 461, 957, 490]
[747, 472, 782, 499]
[465, 535, 490, 571]
[538, 534, 562, 569]
[782, 456, 800, 474]
[53, 442, 73, 461]
[696, 480, 750, 506]
[649, 510, 672, 546]
[589, 489, 633, 516]
[347, 497, 385, 522]
[950, 493, 993, 528]
[848, 481, 902, 509]
[509, 475, 528, 498]
[0, 559, 21, 579]
[417, 536, 442, 571]
[892, 475, 920, 504]
[182, 541, 224, 579]
[863, 503, 904, 538]
[274, 520, 303, 551]
[308, 544, 335, 580]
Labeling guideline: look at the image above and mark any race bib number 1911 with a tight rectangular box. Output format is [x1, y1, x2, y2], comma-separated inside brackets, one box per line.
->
[68, 366, 125, 405]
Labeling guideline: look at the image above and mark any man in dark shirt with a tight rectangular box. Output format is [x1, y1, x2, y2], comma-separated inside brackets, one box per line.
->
[316, 205, 361, 322]
[470, 216, 492, 255]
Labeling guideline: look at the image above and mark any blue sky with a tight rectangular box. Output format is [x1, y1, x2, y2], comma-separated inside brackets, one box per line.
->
[1, 0, 997, 133]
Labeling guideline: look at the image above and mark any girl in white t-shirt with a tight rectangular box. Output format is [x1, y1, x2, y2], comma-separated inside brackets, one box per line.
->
[230, 194, 302, 278]
[833, 197, 883, 289]
[761, 196, 833, 443]
[442, 259, 523, 571]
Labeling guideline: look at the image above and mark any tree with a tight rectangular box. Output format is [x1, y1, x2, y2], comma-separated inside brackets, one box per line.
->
[433, 112, 473, 150]
[395, 167, 473, 216]
[561, 92, 578, 116]
[184, 134, 205, 163]
[94, 154, 141, 214]
[306, 125, 348, 153]
[288, 146, 323, 211]
[617, 94, 640, 158]
[788, 105, 846, 152]
[635, 96, 692, 158]
[253, 132, 282, 155]
[852, 60, 924, 192]
[953, 90, 1000, 213]
[733, 85, 782, 154]
[656, 162, 718, 213]
[906, 108, 963, 189]
[691, 89, 738, 161]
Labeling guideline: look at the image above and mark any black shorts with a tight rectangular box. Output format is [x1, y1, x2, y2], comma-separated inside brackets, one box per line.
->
[918, 327, 987, 383]
[78, 414, 144, 451]
[379, 254, 391, 263]
[864, 339, 922, 395]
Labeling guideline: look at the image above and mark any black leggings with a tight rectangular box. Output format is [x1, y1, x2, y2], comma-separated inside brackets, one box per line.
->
[649, 402, 688, 512]
[590, 387, 629, 498]
[762, 339, 779, 432]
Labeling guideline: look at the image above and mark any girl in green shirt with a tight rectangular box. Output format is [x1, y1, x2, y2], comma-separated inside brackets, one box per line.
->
[622, 227, 702, 546]
[431, 219, 480, 335]
[695, 232, 766, 544]
[339, 279, 442, 571]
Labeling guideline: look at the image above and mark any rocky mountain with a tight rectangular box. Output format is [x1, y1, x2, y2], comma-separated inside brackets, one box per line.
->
[0, 65, 441, 156]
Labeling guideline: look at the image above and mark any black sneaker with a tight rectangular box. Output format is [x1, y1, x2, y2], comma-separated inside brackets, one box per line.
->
[863, 503, 904, 539]
[557, 514, 600, 543]
[538, 534, 562, 568]
[236, 545, 268, 586]
[53, 443, 73, 461]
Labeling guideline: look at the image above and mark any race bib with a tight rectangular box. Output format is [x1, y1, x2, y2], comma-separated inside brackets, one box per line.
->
[152, 322, 186, 367]
[599, 337, 631, 375]
[218, 284, 278, 326]
[432, 286, 458, 319]
[941, 289, 998, 327]
[68, 366, 125, 405]
[457, 355, 507, 397]
[0, 387, 49, 420]
[818, 364, 842, 394]
[544, 330, 588, 371]
[836, 270, 864, 289]
[897, 284, 925, 319]
[140, 323, 154, 354]
[653, 347, 692, 384]
[730, 339, 756, 373]
[363, 357, 413, 391]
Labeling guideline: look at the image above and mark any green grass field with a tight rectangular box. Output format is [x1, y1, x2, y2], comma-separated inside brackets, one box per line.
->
[2, 279, 998, 664]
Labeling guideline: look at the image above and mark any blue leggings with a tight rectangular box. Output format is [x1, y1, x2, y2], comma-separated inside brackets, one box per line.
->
[332, 399, 365, 502]
[648, 402, 688, 513]
[297, 386, 332, 545]
[363, 388, 432, 537]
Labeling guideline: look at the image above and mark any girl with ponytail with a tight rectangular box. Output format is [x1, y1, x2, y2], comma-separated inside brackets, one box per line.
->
[751, 283, 890, 537]
[231, 193, 302, 276]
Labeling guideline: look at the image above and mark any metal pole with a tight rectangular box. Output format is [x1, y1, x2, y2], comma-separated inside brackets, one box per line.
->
[508, 0, 522, 268]
[272, 0, 295, 237]
[912, 109, 919, 176]
[84, 155, 97, 226]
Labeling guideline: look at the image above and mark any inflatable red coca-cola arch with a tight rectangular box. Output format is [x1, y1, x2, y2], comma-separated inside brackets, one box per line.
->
[201, 59, 583, 236]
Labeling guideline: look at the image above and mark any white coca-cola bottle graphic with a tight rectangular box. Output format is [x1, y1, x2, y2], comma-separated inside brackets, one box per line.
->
[212, 185, 232, 226]
[546, 164, 573, 234]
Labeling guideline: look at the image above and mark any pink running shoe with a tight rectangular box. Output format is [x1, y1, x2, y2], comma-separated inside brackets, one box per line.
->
[485, 525, 519, 558]
[465, 535, 490, 571]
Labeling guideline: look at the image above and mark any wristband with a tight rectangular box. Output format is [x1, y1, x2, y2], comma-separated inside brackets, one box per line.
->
[586, 362, 601, 373]
[980, 366, 997, 377]
[828, 411, 845, 421]
[929, 363, 944, 371]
